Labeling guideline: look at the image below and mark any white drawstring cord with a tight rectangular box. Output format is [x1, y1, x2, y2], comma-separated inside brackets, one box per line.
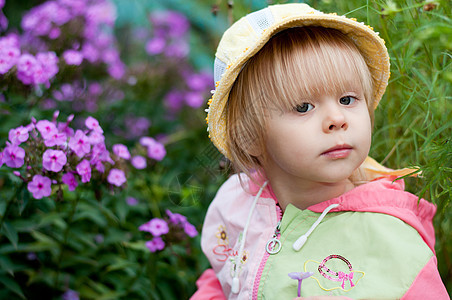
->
[231, 180, 268, 294]
[292, 203, 339, 251]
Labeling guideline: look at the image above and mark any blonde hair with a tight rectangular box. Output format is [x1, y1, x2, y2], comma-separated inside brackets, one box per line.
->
[226, 26, 374, 181]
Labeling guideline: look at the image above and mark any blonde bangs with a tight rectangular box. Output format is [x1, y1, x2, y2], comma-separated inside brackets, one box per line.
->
[253, 27, 374, 113]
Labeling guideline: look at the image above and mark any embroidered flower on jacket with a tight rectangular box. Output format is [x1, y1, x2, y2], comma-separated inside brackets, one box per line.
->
[216, 225, 229, 245]
[240, 250, 249, 264]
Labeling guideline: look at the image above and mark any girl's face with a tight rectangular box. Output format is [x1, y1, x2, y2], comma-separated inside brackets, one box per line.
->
[261, 83, 371, 186]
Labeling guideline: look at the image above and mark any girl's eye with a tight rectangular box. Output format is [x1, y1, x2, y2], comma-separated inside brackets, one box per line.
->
[339, 96, 356, 105]
[294, 103, 314, 113]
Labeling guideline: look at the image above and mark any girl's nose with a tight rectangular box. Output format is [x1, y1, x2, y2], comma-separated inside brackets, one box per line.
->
[322, 107, 348, 133]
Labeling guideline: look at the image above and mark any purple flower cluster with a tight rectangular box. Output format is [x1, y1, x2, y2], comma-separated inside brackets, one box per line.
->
[139, 209, 198, 252]
[0, 112, 165, 200]
[139, 137, 166, 162]
[109, 137, 166, 171]
[18, 0, 124, 79]
[50, 81, 107, 113]
[0, 34, 58, 86]
[146, 11, 190, 58]
[164, 70, 213, 110]
[144, 10, 214, 111]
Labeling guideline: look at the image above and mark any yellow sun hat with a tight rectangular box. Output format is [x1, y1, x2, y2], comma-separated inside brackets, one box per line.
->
[205, 3, 390, 158]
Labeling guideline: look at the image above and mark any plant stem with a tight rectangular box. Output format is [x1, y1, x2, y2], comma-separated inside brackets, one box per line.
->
[54, 193, 80, 288]
[227, 0, 234, 26]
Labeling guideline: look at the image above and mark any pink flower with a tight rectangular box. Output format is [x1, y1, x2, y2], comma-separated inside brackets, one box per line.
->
[0, 41, 20, 74]
[59, 0, 86, 15]
[42, 149, 67, 172]
[81, 43, 99, 63]
[27, 175, 52, 199]
[145, 37, 165, 55]
[112, 144, 130, 160]
[0, 151, 3, 168]
[139, 218, 169, 236]
[44, 131, 67, 147]
[139, 136, 156, 147]
[166, 209, 187, 225]
[165, 43, 189, 58]
[147, 141, 166, 161]
[126, 196, 138, 206]
[145, 237, 165, 252]
[2, 145, 25, 168]
[103, 48, 120, 64]
[36, 51, 59, 84]
[88, 131, 104, 145]
[107, 168, 126, 186]
[53, 83, 75, 101]
[16, 52, 58, 86]
[62, 289, 79, 300]
[63, 50, 83, 65]
[16, 53, 38, 85]
[36, 120, 58, 139]
[131, 155, 146, 169]
[93, 160, 105, 173]
[85, 2, 117, 26]
[58, 122, 74, 137]
[185, 72, 211, 91]
[185, 92, 203, 108]
[85, 116, 103, 133]
[76, 159, 91, 183]
[91, 143, 113, 164]
[107, 61, 125, 80]
[88, 83, 102, 96]
[8, 126, 29, 145]
[183, 222, 198, 237]
[69, 130, 91, 158]
[48, 27, 61, 39]
[62, 172, 78, 191]
[164, 90, 184, 110]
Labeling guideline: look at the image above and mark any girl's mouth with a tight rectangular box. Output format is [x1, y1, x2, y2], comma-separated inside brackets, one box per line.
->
[321, 144, 353, 159]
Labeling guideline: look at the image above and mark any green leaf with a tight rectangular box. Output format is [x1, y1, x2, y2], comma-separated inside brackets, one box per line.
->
[114, 196, 128, 223]
[0, 255, 15, 276]
[0, 275, 25, 299]
[106, 258, 139, 273]
[123, 241, 149, 253]
[1, 222, 18, 249]
[73, 208, 107, 227]
[26, 231, 59, 252]
[36, 212, 67, 231]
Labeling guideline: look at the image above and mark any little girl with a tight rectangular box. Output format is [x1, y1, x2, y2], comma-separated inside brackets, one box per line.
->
[192, 3, 448, 299]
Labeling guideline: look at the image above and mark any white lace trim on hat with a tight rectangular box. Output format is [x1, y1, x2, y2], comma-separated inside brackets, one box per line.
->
[246, 7, 275, 35]
[214, 57, 227, 84]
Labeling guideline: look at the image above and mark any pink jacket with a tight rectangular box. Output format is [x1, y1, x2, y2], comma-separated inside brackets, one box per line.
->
[191, 174, 448, 299]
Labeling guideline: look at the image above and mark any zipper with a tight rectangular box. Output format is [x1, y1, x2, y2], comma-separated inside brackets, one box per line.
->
[265, 220, 281, 254]
[252, 204, 283, 300]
